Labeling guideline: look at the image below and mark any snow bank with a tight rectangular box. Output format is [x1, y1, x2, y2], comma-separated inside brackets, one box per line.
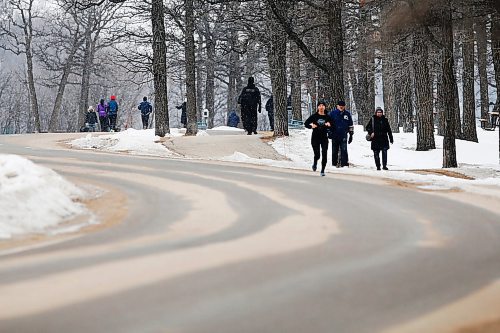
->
[0, 154, 87, 239]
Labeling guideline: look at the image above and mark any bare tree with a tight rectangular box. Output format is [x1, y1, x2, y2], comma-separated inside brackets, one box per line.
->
[185, 0, 197, 135]
[0, 0, 41, 132]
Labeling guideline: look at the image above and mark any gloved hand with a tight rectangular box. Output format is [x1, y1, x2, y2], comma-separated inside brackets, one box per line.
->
[348, 133, 353, 144]
[390, 139, 394, 144]
[258, 109, 262, 113]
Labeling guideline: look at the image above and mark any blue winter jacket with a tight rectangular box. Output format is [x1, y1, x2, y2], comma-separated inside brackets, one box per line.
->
[108, 100, 118, 115]
[227, 111, 240, 127]
[328, 108, 354, 140]
[138, 101, 152, 115]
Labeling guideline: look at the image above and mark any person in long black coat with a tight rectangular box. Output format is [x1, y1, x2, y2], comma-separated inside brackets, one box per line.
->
[238, 77, 262, 135]
[366, 107, 394, 170]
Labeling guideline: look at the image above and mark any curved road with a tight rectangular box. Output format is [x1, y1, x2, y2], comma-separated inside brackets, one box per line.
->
[1, 134, 499, 333]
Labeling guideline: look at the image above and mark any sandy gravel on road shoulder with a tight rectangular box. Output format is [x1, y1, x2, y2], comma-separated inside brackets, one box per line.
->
[163, 134, 289, 160]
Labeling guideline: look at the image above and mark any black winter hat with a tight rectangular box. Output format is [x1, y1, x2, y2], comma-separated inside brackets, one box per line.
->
[317, 100, 327, 107]
[248, 77, 255, 85]
[337, 100, 346, 106]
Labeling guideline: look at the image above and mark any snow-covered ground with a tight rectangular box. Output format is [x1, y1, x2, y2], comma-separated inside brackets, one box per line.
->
[1, 125, 499, 239]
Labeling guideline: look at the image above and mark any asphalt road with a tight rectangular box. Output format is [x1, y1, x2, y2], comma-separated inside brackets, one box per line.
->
[1, 134, 500, 333]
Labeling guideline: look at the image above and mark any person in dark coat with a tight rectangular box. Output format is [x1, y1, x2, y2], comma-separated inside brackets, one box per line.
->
[227, 111, 240, 128]
[265, 95, 274, 131]
[304, 100, 333, 177]
[85, 106, 98, 132]
[366, 106, 394, 170]
[176, 100, 187, 128]
[328, 100, 354, 167]
[138, 96, 153, 129]
[238, 77, 262, 135]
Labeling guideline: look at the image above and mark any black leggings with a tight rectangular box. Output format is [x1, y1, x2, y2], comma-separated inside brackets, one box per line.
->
[312, 138, 329, 171]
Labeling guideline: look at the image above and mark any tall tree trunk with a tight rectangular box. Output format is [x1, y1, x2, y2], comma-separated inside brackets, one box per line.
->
[413, 26, 435, 150]
[434, 49, 445, 136]
[400, 40, 413, 133]
[492, 5, 500, 162]
[441, 0, 458, 168]
[196, 36, 204, 124]
[267, 2, 288, 137]
[461, 8, 477, 142]
[226, 6, 240, 125]
[357, 2, 370, 128]
[475, 17, 489, 122]
[290, 41, 302, 121]
[21, 0, 40, 132]
[77, 10, 94, 130]
[453, 25, 462, 139]
[185, 0, 197, 135]
[326, 0, 344, 103]
[49, 32, 81, 133]
[205, 25, 216, 129]
[151, 0, 170, 137]
[382, 45, 400, 133]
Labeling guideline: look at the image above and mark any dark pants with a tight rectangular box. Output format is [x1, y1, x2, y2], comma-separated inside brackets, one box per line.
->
[242, 106, 258, 134]
[141, 114, 149, 129]
[99, 116, 109, 131]
[312, 138, 329, 172]
[331, 137, 349, 166]
[373, 148, 388, 168]
[108, 114, 117, 131]
[268, 111, 274, 131]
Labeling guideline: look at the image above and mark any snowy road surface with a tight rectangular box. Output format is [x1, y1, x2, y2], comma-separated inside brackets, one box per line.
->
[1, 133, 500, 333]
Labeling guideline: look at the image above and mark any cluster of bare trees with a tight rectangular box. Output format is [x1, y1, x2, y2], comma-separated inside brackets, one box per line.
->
[0, 0, 499, 167]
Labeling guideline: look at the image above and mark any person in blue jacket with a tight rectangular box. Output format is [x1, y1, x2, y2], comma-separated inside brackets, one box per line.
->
[107, 95, 119, 131]
[227, 110, 240, 128]
[304, 100, 333, 176]
[138, 96, 153, 129]
[328, 100, 354, 167]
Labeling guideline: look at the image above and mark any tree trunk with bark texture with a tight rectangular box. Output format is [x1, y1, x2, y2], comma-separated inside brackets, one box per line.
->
[290, 41, 302, 121]
[475, 17, 489, 122]
[461, 8, 477, 142]
[49, 32, 81, 132]
[205, 25, 216, 129]
[441, 0, 458, 168]
[151, 0, 170, 137]
[185, 0, 197, 136]
[413, 26, 436, 150]
[400, 40, 413, 133]
[77, 10, 94, 130]
[267, 2, 289, 137]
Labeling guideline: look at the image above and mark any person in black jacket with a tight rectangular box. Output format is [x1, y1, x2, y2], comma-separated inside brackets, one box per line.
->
[366, 107, 394, 170]
[238, 77, 262, 135]
[304, 101, 333, 176]
[85, 106, 98, 132]
[265, 95, 274, 131]
[176, 100, 187, 128]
